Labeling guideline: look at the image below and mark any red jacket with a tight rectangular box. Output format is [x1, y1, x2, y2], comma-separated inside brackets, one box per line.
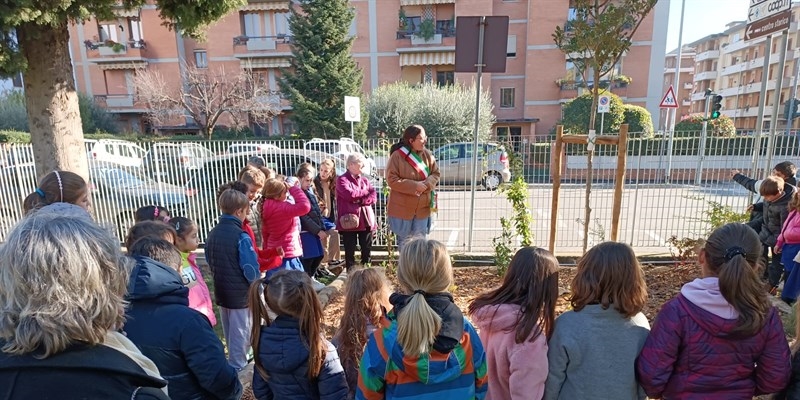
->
[242, 219, 282, 273]
[636, 292, 790, 399]
[335, 172, 377, 232]
[261, 185, 310, 259]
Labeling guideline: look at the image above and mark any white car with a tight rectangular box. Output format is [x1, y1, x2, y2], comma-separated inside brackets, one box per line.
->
[304, 138, 376, 176]
[85, 139, 147, 168]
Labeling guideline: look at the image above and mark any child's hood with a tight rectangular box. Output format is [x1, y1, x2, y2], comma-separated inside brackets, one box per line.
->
[678, 277, 743, 338]
[470, 303, 521, 334]
[127, 256, 189, 305]
[260, 316, 316, 373]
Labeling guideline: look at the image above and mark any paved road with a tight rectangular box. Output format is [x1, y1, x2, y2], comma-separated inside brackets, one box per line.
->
[422, 183, 753, 256]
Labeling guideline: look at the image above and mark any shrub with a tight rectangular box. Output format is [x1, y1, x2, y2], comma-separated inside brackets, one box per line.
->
[674, 113, 735, 137]
[622, 104, 654, 138]
[0, 130, 31, 143]
[0, 92, 120, 134]
[0, 91, 29, 131]
[78, 94, 120, 134]
[561, 90, 625, 134]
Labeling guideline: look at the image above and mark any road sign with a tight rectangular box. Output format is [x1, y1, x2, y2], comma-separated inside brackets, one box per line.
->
[748, 0, 791, 23]
[745, 9, 791, 40]
[659, 86, 678, 108]
[597, 95, 610, 113]
[344, 96, 361, 122]
[454, 16, 509, 73]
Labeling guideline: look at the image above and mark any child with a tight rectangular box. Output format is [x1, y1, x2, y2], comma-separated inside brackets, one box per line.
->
[134, 205, 172, 223]
[778, 192, 800, 303]
[125, 220, 177, 253]
[357, 237, 488, 400]
[543, 242, 649, 400]
[168, 216, 217, 326]
[248, 269, 348, 399]
[124, 237, 242, 400]
[261, 177, 311, 278]
[218, 181, 284, 274]
[23, 170, 91, 214]
[314, 158, 343, 273]
[332, 267, 392, 398]
[468, 247, 559, 400]
[757, 176, 797, 294]
[205, 188, 260, 371]
[239, 165, 268, 248]
[637, 223, 791, 398]
[776, 302, 800, 399]
[297, 164, 327, 291]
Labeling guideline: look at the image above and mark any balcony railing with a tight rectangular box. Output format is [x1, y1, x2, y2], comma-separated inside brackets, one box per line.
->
[94, 94, 135, 108]
[396, 27, 455, 40]
[233, 35, 293, 52]
[84, 40, 146, 56]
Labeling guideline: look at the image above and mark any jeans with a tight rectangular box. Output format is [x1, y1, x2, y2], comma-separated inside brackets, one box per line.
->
[765, 244, 785, 288]
[219, 307, 251, 370]
[388, 216, 432, 249]
[341, 230, 373, 271]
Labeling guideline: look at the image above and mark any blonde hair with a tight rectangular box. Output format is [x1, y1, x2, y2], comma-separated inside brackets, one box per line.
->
[396, 238, 454, 357]
[570, 242, 648, 318]
[248, 270, 325, 380]
[0, 212, 132, 357]
[238, 165, 267, 188]
[218, 188, 249, 215]
[789, 191, 800, 212]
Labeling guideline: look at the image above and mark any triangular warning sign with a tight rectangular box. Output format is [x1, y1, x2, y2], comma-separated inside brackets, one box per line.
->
[660, 86, 678, 108]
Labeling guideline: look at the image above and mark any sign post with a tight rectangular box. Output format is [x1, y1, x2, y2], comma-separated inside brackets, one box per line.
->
[659, 85, 678, 182]
[597, 94, 610, 136]
[344, 96, 361, 139]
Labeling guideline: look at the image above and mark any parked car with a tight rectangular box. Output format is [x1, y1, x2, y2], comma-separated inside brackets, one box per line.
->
[85, 139, 148, 168]
[304, 137, 377, 177]
[226, 142, 280, 154]
[431, 142, 511, 190]
[89, 162, 191, 239]
[143, 142, 215, 186]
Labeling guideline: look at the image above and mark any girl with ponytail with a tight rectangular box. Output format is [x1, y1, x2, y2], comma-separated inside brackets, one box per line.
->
[637, 223, 791, 399]
[248, 270, 347, 400]
[356, 238, 488, 400]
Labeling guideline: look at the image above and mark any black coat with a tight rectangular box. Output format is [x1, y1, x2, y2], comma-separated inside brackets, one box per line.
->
[124, 256, 242, 400]
[0, 341, 169, 400]
[300, 187, 326, 235]
[205, 215, 251, 309]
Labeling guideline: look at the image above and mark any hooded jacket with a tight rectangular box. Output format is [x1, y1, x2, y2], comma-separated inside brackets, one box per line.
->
[471, 304, 548, 400]
[758, 184, 797, 246]
[636, 277, 791, 399]
[124, 256, 242, 400]
[356, 293, 488, 400]
[252, 315, 348, 400]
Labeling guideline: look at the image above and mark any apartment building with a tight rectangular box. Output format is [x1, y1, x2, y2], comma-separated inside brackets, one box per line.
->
[660, 45, 696, 127]
[663, 3, 800, 132]
[0, 72, 23, 93]
[68, 0, 669, 139]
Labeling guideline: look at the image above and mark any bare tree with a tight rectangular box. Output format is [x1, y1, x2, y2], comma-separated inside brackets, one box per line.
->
[134, 64, 281, 138]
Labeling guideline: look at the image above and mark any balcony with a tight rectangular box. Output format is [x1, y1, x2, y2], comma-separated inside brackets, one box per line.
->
[400, 0, 455, 5]
[694, 70, 718, 81]
[695, 49, 720, 62]
[664, 66, 694, 74]
[233, 35, 294, 66]
[241, 0, 290, 11]
[683, 82, 693, 89]
[84, 40, 147, 66]
[93, 94, 144, 112]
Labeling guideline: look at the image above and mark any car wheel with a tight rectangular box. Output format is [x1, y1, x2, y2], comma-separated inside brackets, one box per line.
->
[483, 171, 503, 191]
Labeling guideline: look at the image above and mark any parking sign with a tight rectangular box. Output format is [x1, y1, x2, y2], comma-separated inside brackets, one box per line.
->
[597, 95, 610, 113]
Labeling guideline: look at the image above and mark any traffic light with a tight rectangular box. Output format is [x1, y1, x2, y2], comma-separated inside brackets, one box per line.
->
[785, 98, 800, 120]
[710, 95, 723, 119]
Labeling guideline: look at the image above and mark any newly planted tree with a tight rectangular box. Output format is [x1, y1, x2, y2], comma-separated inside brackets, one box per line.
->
[280, 0, 365, 139]
[553, 0, 657, 252]
[0, 0, 244, 178]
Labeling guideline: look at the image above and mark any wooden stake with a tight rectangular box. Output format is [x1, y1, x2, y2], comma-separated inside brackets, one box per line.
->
[549, 126, 564, 254]
[611, 124, 628, 241]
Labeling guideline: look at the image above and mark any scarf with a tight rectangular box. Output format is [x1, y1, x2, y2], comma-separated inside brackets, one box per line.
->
[398, 146, 437, 212]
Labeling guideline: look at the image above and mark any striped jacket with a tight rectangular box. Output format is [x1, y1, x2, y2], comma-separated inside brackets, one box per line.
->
[356, 314, 488, 400]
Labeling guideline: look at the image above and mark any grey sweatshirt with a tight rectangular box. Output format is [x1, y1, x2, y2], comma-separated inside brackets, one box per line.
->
[543, 304, 650, 400]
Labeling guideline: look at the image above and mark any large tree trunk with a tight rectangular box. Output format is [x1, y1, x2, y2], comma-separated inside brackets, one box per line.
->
[17, 21, 88, 180]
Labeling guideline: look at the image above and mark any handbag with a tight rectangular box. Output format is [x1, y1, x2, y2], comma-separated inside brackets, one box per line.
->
[339, 213, 360, 230]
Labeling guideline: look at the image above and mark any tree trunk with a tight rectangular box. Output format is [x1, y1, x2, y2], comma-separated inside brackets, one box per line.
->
[582, 69, 602, 253]
[17, 21, 89, 181]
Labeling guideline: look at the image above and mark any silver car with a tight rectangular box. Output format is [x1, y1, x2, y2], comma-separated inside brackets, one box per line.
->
[431, 142, 511, 190]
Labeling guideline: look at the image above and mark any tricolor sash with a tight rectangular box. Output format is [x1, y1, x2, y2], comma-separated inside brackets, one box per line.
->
[399, 146, 437, 212]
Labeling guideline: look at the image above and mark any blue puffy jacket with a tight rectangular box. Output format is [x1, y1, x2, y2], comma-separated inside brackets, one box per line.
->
[124, 256, 242, 400]
[252, 315, 348, 400]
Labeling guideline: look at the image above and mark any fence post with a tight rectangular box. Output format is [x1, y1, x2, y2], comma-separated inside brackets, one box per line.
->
[611, 125, 628, 241]
[549, 126, 564, 254]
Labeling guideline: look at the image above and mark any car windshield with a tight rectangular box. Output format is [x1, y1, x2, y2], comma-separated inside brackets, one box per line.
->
[101, 167, 154, 188]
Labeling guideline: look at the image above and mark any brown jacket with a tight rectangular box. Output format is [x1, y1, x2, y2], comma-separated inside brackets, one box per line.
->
[385, 147, 440, 220]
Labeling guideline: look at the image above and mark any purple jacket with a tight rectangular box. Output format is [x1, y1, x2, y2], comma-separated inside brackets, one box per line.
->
[335, 172, 377, 232]
[636, 279, 790, 399]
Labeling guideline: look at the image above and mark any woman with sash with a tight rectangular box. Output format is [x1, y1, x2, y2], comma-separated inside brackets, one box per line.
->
[386, 124, 441, 249]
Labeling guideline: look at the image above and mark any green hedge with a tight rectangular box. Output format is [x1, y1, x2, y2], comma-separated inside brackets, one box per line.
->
[563, 135, 799, 157]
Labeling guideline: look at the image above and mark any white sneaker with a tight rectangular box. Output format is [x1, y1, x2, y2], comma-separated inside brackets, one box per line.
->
[311, 278, 326, 292]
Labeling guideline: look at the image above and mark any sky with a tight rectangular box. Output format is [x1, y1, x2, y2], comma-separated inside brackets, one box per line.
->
[666, 0, 751, 52]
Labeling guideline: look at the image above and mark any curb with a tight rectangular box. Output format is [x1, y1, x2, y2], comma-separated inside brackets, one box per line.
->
[236, 271, 349, 393]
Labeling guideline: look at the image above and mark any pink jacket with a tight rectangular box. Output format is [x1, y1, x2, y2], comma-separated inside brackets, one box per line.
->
[777, 210, 800, 248]
[471, 304, 548, 400]
[335, 172, 377, 232]
[183, 252, 217, 326]
[261, 185, 311, 259]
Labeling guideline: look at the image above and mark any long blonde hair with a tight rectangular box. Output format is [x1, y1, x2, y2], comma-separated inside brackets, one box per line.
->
[334, 268, 390, 373]
[396, 238, 453, 357]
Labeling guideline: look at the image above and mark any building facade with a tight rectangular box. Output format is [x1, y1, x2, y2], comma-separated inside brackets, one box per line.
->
[660, 45, 697, 128]
[68, 0, 669, 139]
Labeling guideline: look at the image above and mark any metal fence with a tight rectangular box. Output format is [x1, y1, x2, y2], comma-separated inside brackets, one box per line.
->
[0, 132, 797, 255]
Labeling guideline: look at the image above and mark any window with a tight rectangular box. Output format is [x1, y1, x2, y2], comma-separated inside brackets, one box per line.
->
[436, 71, 454, 86]
[500, 88, 515, 108]
[349, 11, 357, 37]
[99, 24, 118, 42]
[406, 16, 422, 33]
[194, 51, 208, 68]
[276, 12, 291, 37]
[127, 18, 143, 42]
[242, 12, 261, 37]
[507, 35, 517, 57]
[11, 72, 22, 88]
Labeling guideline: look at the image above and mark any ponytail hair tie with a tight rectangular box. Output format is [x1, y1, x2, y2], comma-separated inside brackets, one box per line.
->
[724, 246, 747, 261]
[35, 188, 45, 198]
[413, 289, 427, 296]
[154, 207, 159, 218]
